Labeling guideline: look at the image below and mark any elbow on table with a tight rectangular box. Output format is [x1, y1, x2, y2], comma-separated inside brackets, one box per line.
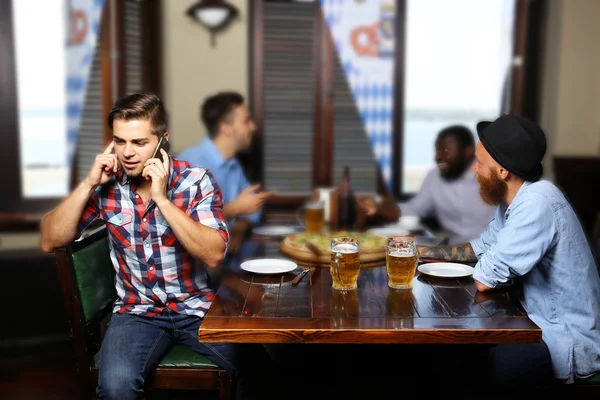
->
[475, 280, 492, 292]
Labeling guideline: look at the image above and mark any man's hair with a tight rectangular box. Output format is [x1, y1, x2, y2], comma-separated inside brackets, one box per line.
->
[201, 91, 245, 138]
[437, 125, 475, 149]
[107, 92, 168, 137]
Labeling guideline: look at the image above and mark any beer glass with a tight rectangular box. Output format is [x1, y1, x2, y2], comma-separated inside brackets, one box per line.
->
[330, 236, 360, 290]
[386, 236, 418, 289]
[331, 289, 359, 328]
[296, 200, 325, 234]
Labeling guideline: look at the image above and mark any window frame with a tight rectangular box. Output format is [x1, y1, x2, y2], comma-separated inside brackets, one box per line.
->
[247, 0, 544, 205]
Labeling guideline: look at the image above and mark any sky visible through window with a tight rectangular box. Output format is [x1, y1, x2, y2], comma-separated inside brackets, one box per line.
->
[403, 0, 515, 192]
[13, 0, 68, 198]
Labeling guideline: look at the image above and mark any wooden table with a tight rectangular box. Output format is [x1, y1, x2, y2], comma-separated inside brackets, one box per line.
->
[199, 235, 541, 345]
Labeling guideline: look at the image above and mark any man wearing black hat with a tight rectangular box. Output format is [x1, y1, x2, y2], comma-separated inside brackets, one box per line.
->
[418, 114, 600, 389]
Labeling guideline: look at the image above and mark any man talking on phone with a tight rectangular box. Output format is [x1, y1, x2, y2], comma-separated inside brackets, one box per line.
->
[40, 93, 273, 399]
[178, 92, 275, 252]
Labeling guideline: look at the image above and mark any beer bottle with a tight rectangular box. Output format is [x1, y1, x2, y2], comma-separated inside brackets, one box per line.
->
[338, 166, 356, 230]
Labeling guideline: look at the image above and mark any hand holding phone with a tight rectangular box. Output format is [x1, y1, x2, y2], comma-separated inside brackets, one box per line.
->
[144, 135, 171, 201]
[152, 135, 171, 162]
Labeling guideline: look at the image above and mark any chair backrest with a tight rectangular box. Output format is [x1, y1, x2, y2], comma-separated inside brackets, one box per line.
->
[70, 229, 116, 323]
[55, 225, 116, 369]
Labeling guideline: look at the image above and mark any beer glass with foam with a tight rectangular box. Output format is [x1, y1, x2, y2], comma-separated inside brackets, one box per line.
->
[386, 236, 418, 289]
[330, 236, 360, 290]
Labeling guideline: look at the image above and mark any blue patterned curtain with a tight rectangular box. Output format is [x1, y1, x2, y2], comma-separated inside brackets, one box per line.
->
[320, 0, 396, 189]
[66, 0, 105, 168]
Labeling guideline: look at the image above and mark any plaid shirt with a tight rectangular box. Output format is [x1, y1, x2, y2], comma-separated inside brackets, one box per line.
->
[76, 157, 229, 318]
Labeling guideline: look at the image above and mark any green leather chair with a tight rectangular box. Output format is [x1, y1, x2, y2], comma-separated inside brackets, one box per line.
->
[54, 225, 231, 399]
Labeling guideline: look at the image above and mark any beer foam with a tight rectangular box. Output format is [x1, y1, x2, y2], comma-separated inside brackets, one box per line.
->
[332, 243, 358, 253]
[388, 248, 414, 257]
[306, 203, 323, 210]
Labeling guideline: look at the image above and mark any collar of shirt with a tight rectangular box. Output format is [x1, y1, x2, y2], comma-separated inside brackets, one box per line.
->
[504, 181, 533, 220]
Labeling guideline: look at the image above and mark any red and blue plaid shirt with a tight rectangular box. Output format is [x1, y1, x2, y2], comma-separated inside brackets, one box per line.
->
[76, 157, 229, 318]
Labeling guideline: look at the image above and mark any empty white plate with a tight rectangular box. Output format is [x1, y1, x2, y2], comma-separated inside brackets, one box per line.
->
[240, 258, 298, 275]
[367, 225, 410, 238]
[252, 225, 297, 237]
[418, 262, 474, 278]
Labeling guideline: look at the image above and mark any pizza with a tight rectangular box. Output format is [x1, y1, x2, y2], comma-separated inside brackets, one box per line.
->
[280, 231, 388, 266]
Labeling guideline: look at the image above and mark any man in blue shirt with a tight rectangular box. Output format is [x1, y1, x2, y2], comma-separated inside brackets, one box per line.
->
[178, 92, 275, 250]
[419, 115, 600, 390]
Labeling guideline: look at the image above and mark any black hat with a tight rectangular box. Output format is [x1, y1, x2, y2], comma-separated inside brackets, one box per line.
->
[476, 114, 546, 181]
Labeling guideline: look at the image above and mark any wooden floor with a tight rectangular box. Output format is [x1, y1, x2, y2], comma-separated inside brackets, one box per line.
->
[1, 337, 597, 400]
[0, 338, 219, 400]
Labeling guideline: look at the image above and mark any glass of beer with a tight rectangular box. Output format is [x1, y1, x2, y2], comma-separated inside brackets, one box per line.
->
[386, 236, 418, 289]
[331, 289, 359, 328]
[297, 200, 325, 234]
[330, 236, 360, 290]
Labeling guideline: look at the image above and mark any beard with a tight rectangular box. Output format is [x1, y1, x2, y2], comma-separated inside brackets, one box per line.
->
[122, 163, 144, 183]
[476, 168, 507, 206]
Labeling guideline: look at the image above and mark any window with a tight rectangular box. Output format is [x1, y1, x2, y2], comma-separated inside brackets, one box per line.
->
[0, 0, 160, 222]
[402, 0, 515, 192]
[13, 0, 69, 198]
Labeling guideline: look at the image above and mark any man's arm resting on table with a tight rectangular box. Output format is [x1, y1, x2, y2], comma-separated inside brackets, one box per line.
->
[474, 280, 492, 292]
[418, 243, 492, 292]
[40, 180, 97, 252]
[417, 243, 478, 262]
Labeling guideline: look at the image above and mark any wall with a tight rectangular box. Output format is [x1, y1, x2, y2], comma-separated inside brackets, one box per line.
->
[160, 0, 249, 154]
[0, 232, 40, 251]
[540, 0, 600, 178]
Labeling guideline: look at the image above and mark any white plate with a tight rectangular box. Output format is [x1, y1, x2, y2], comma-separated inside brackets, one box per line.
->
[252, 225, 297, 237]
[417, 262, 474, 278]
[240, 258, 298, 275]
[367, 225, 410, 238]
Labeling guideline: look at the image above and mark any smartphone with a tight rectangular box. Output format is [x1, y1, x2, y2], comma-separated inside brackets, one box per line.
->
[152, 135, 170, 162]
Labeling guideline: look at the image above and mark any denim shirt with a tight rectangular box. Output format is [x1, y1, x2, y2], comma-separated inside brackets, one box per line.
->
[470, 180, 600, 383]
[178, 137, 261, 227]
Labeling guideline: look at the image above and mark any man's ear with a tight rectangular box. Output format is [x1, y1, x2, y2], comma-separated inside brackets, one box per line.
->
[498, 167, 510, 181]
[220, 122, 233, 137]
[164, 132, 169, 141]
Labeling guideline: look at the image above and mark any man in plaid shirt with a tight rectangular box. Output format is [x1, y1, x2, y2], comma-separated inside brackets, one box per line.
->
[41, 93, 272, 399]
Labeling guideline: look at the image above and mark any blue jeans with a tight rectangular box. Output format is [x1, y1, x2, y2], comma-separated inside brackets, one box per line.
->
[96, 310, 273, 400]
